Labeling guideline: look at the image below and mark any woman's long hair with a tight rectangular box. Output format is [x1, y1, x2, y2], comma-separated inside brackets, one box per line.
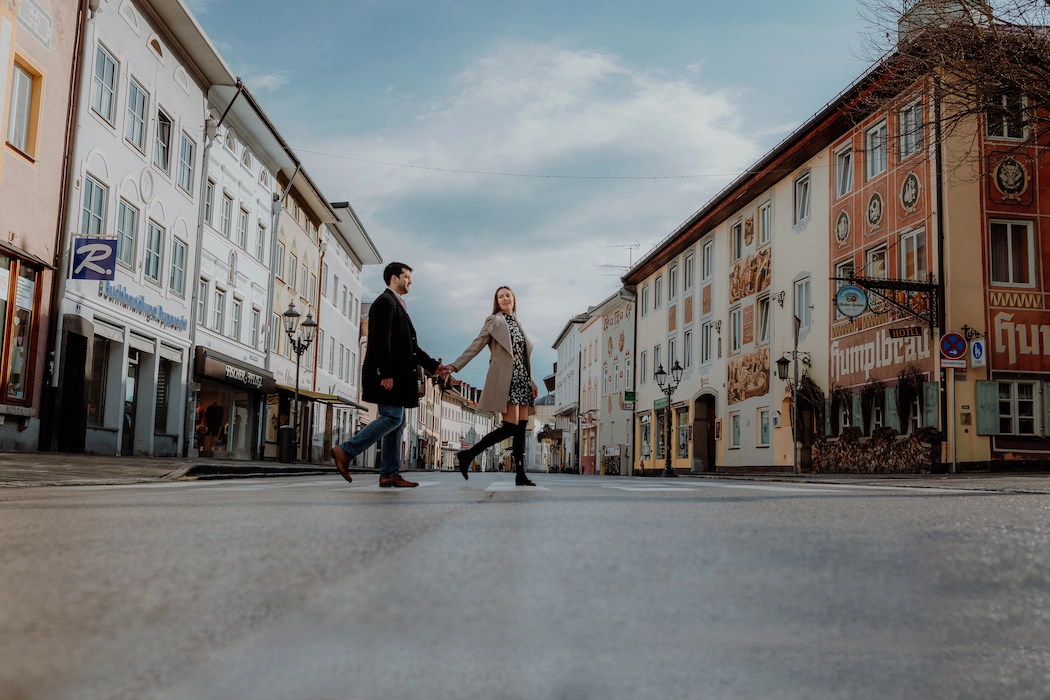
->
[491, 286, 516, 314]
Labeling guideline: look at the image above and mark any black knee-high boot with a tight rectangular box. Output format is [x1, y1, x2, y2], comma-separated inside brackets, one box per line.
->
[456, 421, 516, 479]
[513, 420, 534, 486]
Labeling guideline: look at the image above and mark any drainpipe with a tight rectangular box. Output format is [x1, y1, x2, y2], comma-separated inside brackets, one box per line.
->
[933, 76, 951, 472]
[42, 0, 92, 450]
[182, 80, 243, 456]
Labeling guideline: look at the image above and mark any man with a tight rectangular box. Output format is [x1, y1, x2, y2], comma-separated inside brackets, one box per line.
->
[332, 262, 441, 487]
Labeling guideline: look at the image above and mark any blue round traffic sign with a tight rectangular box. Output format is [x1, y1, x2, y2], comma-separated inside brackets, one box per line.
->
[940, 332, 967, 359]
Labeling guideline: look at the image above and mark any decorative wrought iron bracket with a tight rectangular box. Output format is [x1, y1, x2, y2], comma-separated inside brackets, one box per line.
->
[961, 325, 985, 341]
[831, 273, 939, 337]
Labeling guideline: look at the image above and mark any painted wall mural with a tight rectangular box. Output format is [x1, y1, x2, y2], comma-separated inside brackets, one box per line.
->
[727, 348, 770, 405]
[729, 247, 771, 304]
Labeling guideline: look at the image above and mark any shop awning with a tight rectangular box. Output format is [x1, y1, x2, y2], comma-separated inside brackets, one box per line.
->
[275, 384, 341, 401]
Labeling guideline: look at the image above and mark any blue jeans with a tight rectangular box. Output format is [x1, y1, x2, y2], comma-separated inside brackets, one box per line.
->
[340, 404, 405, 478]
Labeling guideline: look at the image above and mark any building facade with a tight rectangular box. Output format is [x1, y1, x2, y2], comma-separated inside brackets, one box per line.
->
[595, 290, 635, 475]
[0, 0, 79, 451]
[551, 314, 586, 471]
[577, 312, 601, 474]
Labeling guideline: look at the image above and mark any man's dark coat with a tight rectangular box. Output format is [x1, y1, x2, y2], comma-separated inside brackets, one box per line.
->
[361, 288, 440, 407]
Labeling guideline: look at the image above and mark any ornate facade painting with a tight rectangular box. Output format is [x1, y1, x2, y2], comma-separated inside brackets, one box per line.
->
[993, 156, 1029, 201]
[900, 172, 920, 212]
[744, 217, 755, 246]
[728, 247, 771, 304]
[727, 348, 770, 405]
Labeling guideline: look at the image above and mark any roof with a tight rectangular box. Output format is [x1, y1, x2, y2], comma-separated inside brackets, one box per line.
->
[209, 84, 298, 174]
[140, 0, 235, 87]
[551, 312, 590, 349]
[622, 56, 889, 285]
[329, 202, 382, 266]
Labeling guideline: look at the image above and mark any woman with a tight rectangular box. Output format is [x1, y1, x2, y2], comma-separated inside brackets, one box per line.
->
[446, 286, 538, 486]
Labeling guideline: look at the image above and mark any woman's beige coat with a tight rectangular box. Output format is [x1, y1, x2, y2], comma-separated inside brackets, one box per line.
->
[450, 313, 538, 415]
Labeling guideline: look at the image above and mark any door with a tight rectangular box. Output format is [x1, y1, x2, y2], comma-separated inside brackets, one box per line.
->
[121, 350, 139, 456]
[692, 395, 717, 472]
[59, 334, 87, 453]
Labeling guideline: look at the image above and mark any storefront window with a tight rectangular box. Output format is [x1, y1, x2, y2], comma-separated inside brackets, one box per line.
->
[155, 360, 171, 432]
[7, 264, 36, 399]
[677, 408, 689, 459]
[0, 256, 10, 375]
[86, 336, 109, 425]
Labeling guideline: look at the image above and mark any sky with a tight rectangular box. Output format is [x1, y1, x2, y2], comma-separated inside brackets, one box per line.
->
[188, 0, 872, 390]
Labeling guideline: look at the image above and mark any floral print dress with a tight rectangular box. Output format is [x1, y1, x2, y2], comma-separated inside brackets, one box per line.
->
[503, 313, 534, 407]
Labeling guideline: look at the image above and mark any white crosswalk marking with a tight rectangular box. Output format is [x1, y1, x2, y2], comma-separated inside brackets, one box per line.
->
[602, 485, 697, 492]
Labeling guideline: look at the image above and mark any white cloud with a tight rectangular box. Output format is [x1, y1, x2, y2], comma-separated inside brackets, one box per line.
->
[183, 0, 213, 16]
[243, 71, 290, 93]
[300, 42, 763, 383]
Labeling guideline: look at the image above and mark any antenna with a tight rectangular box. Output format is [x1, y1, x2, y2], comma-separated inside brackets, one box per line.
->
[604, 241, 641, 267]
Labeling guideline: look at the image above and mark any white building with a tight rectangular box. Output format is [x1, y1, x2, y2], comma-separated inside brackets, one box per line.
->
[53, 0, 232, 456]
[189, 85, 292, 460]
[313, 201, 381, 463]
[595, 289, 636, 475]
[552, 313, 587, 471]
[577, 311, 602, 474]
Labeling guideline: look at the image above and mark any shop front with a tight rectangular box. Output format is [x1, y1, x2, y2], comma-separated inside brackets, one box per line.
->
[194, 348, 275, 460]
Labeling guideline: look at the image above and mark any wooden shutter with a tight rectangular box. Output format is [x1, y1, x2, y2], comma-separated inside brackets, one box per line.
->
[923, 382, 939, 428]
[975, 380, 1000, 436]
[884, 387, 900, 431]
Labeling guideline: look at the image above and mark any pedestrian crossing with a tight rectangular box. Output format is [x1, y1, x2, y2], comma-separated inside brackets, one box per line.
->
[56, 474, 989, 496]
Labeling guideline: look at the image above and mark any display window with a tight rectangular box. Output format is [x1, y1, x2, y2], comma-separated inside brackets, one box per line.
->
[195, 382, 253, 455]
[0, 254, 41, 403]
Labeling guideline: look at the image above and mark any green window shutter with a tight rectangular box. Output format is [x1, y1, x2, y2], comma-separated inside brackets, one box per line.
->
[1044, 382, 1050, 438]
[824, 398, 832, 436]
[975, 380, 1000, 436]
[923, 382, 939, 428]
[884, 387, 900, 431]
[851, 393, 862, 429]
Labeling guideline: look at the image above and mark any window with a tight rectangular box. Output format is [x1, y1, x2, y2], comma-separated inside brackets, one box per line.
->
[213, 289, 226, 331]
[310, 274, 318, 302]
[81, 176, 107, 235]
[668, 337, 677, 366]
[341, 285, 348, 315]
[86, 336, 109, 425]
[275, 242, 285, 279]
[300, 263, 309, 298]
[338, 345, 345, 380]
[654, 345, 662, 375]
[225, 130, 236, 153]
[684, 254, 695, 291]
[251, 309, 260, 348]
[289, 254, 298, 290]
[990, 220, 1034, 286]
[271, 312, 280, 352]
[144, 221, 163, 284]
[350, 353, 357, 385]
[236, 209, 248, 249]
[677, 409, 689, 459]
[866, 121, 887, 179]
[654, 276, 662, 309]
[640, 350, 647, 385]
[169, 238, 186, 296]
[683, 329, 693, 368]
[668, 265, 678, 300]
[198, 280, 207, 325]
[220, 195, 232, 239]
[793, 278, 811, 333]
[232, 300, 242, 340]
[626, 358, 632, 390]
[321, 263, 329, 297]
[154, 111, 172, 172]
[757, 296, 770, 344]
[794, 173, 811, 225]
[731, 222, 743, 262]
[702, 240, 714, 280]
[987, 94, 1025, 139]
[241, 148, 252, 171]
[900, 228, 926, 281]
[155, 360, 171, 432]
[758, 408, 770, 447]
[866, 246, 887, 279]
[177, 133, 195, 192]
[730, 307, 742, 353]
[759, 202, 772, 246]
[899, 101, 923, 159]
[328, 337, 335, 372]
[730, 412, 741, 449]
[256, 225, 266, 260]
[92, 45, 118, 123]
[6, 64, 34, 155]
[346, 291, 354, 319]
[701, 321, 714, 363]
[640, 285, 649, 317]
[834, 260, 855, 318]
[998, 382, 1038, 436]
[835, 145, 853, 197]
[204, 180, 214, 225]
[116, 200, 138, 268]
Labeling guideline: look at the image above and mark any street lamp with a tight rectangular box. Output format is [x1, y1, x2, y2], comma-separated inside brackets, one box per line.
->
[778, 316, 808, 476]
[654, 360, 683, 477]
[283, 301, 317, 462]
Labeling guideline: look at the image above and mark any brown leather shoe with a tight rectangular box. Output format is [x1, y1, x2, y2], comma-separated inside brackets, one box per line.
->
[379, 474, 418, 488]
[331, 446, 352, 483]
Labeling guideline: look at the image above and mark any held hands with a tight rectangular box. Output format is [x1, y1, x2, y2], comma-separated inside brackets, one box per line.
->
[435, 363, 456, 378]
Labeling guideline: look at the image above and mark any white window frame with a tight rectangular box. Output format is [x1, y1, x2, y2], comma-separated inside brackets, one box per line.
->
[759, 201, 772, 246]
[289, 254, 298, 290]
[251, 308, 260, 348]
[198, 280, 208, 326]
[300, 263, 309, 298]
[654, 345, 662, 377]
[640, 350, 647, 385]
[865, 121, 888, 179]
[116, 199, 138, 268]
[668, 265, 678, 300]
[701, 321, 713, 364]
[124, 79, 149, 152]
[683, 329, 693, 368]
[702, 240, 714, 280]
[866, 245, 887, 280]
[793, 172, 811, 225]
[835, 145, 853, 198]
[756, 295, 770, 345]
[177, 132, 195, 193]
[169, 238, 187, 297]
[793, 277, 811, 333]
[900, 227, 926, 282]
[899, 100, 923, 159]
[998, 381, 1039, 436]
[256, 224, 266, 261]
[6, 64, 33, 156]
[81, 175, 107, 235]
[758, 408, 770, 447]
[989, 219, 1036, 287]
[731, 221, 743, 262]
[92, 45, 118, 124]
[729, 412, 741, 449]
[275, 241, 285, 279]
[144, 221, 164, 284]
[684, 253, 695, 291]
[204, 180, 215, 226]
[154, 110, 173, 173]
[641, 285, 649, 317]
[238, 209, 249, 249]
[986, 94, 1027, 140]
[213, 289, 226, 332]
[654, 276, 662, 309]
[231, 299, 242, 340]
[668, 337, 677, 366]
[730, 307, 742, 353]
[220, 195, 232, 239]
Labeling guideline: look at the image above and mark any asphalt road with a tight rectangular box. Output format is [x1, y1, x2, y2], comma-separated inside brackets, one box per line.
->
[2, 472, 1048, 700]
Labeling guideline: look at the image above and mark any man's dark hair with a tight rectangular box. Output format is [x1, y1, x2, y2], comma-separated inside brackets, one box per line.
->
[383, 262, 412, 286]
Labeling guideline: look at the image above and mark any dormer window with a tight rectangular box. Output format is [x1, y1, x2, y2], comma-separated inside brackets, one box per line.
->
[241, 148, 252, 171]
[224, 130, 236, 153]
